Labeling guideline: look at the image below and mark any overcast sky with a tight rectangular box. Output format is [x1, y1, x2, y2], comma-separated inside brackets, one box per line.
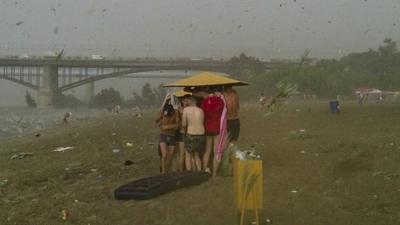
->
[1, 0, 400, 106]
[0, 0, 399, 59]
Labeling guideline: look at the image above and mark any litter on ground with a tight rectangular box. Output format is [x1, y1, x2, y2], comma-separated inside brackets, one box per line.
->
[0, 179, 9, 187]
[53, 147, 74, 152]
[10, 152, 34, 159]
[126, 142, 133, 147]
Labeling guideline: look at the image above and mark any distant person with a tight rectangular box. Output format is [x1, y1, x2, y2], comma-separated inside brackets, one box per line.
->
[223, 85, 240, 143]
[62, 112, 72, 126]
[181, 96, 205, 171]
[154, 99, 180, 173]
[358, 93, 364, 105]
[378, 94, 384, 103]
[201, 87, 226, 177]
[259, 93, 267, 107]
[113, 104, 121, 114]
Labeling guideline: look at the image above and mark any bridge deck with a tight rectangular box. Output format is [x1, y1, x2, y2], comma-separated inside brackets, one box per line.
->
[0, 58, 230, 68]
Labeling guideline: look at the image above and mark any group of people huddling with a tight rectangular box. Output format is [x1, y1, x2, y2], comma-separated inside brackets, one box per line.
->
[154, 85, 240, 177]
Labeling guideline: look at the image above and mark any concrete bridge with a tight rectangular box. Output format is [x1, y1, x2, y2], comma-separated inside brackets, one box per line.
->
[0, 57, 278, 107]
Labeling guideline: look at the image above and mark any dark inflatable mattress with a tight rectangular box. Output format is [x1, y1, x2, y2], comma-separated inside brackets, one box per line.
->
[114, 171, 211, 200]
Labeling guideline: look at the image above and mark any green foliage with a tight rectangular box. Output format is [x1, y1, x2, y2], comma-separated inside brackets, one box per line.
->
[25, 91, 37, 108]
[267, 81, 299, 112]
[232, 39, 400, 100]
[129, 83, 166, 108]
[141, 83, 156, 103]
[228, 53, 265, 78]
[89, 88, 123, 108]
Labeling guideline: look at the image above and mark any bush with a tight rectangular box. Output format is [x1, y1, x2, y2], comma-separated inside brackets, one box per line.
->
[89, 88, 123, 108]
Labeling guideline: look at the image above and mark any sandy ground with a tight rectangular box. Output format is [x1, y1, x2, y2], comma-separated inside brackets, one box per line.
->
[1, 101, 400, 225]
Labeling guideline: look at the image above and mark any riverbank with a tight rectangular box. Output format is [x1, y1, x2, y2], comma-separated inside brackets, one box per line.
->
[0, 107, 112, 140]
[1, 102, 400, 225]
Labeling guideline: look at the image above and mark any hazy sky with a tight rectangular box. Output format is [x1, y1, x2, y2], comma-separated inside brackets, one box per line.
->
[0, 0, 399, 59]
[1, 0, 400, 106]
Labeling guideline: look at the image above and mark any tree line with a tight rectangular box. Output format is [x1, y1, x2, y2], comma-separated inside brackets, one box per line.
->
[230, 39, 400, 100]
[25, 83, 167, 109]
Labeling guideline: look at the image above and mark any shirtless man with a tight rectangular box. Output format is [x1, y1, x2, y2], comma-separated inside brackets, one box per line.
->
[223, 85, 240, 143]
[181, 96, 205, 171]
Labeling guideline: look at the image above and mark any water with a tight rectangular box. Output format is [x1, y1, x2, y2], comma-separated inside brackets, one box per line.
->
[0, 107, 108, 140]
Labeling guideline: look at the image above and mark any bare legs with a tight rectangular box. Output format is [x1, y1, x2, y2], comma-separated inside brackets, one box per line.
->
[159, 142, 175, 173]
[203, 135, 220, 177]
[203, 136, 214, 171]
[178, 141, 185, 171]
[159, 143, 167, 173]
[185, 151, 193, 171]
[185, 151, 202, 171]
[193, 152, 202, 170]
[212, 135, 221, 177]
[166, 145, 175, 171]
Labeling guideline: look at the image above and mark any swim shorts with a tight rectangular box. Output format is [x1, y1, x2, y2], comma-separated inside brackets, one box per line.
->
[159, 134, 176, 146]
[205, 131, 219, 136]
[227, 119, 240, 141]
[184, 134, 205, 153]
[175, 131, 184, 143]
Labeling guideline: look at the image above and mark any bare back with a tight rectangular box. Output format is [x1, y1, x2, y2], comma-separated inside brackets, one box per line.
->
[182, 106, 205, 135]
[224, 89, 240, 120]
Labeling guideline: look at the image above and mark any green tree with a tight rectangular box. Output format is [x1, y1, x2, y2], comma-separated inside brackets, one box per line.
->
[141, 83, 157, 103]
[153, 83, 167, 106]
[90, 88, 123, 108]
[228, 53, 265, 78]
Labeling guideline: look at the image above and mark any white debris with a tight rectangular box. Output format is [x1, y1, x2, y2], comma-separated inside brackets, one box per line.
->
[126, 142, 133, 147]
[53, 147, 74, 152]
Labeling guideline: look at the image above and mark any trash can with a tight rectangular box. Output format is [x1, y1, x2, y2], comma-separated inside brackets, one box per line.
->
[329, 100, 340, 113]
[233, 159, 263, 225]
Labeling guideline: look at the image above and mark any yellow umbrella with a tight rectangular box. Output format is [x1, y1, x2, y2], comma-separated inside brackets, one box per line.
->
[163, 71, 249, 87]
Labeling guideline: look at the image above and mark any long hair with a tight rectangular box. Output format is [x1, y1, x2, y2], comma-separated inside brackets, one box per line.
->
[162, 102, 175, 117]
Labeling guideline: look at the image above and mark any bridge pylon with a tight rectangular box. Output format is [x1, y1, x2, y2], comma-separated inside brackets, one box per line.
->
[37, 65, 60, 108]
[85, 82, 95, 103]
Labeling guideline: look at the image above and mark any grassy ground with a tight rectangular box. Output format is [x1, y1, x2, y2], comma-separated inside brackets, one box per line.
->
[1, 101, 400, 225]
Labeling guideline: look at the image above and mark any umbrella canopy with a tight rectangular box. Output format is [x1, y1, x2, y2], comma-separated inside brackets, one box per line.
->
[163, 72, 248, 87]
